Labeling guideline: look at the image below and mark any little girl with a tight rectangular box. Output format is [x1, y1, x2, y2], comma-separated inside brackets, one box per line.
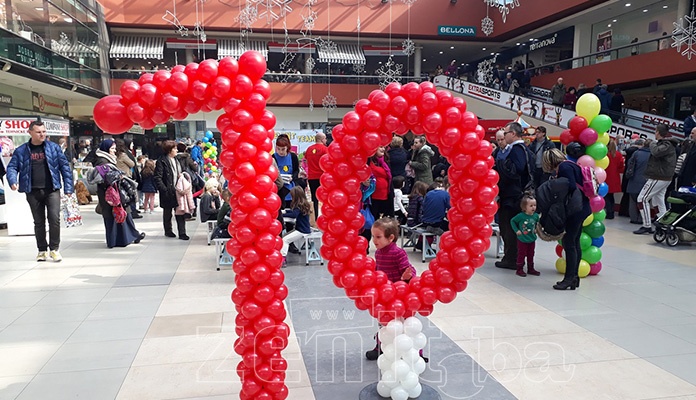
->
[510, 195, 541, 277]
[140, 159, 157, 214]
[366, 217, 418, 361]
[406, 181, 428, 227]
[281, 186, 312, 267]
[392, 176, 408, 225]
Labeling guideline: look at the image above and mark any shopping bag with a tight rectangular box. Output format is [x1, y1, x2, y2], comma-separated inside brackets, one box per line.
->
[61, 193, 83, 228]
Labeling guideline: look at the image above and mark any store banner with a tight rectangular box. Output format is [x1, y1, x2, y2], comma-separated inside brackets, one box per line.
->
[274, 129, 323, 156]
[31, 92, 69, 117]
[596, 30, 612, 63]
[0, 117, 69, 136]
[433, 75, 656, 140]
[623, 109, 686, 139]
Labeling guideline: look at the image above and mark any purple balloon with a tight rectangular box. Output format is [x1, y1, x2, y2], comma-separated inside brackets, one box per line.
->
[589, 261, 602, 275]
[590, 195, 605, 213]
[579, 128, 599, 146]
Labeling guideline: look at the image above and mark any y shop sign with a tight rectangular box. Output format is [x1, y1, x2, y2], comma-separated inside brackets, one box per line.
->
[0, 117, 70, 136]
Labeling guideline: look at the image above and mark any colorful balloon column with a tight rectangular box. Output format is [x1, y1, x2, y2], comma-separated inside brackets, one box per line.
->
[557, 93, 611, 277]
[92, 52, 291, 400]
[201, 130, 220, 177]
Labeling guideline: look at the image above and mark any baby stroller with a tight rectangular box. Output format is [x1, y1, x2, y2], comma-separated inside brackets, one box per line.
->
[653, 188, 696, 247]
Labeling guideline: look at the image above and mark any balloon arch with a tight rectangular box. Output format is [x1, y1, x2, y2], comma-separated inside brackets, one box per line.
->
[93, 52, 499, 400]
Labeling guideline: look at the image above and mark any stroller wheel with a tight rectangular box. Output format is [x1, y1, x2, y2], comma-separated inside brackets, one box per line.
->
[666, 233, 680, 247]
[654, 229, 666, 243]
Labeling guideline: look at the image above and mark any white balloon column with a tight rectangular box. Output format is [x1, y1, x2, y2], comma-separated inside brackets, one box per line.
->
[375, 317, 427, 400]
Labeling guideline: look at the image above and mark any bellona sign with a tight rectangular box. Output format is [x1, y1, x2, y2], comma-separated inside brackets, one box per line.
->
[438, 25, 477, 37]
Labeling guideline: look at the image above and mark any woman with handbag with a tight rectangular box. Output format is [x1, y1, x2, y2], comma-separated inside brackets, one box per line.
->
[90, 139, 145, 248]
[154, 140, 190, 240]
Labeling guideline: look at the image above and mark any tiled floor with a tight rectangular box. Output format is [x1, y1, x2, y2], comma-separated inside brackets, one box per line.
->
[1, 207, 696, 399]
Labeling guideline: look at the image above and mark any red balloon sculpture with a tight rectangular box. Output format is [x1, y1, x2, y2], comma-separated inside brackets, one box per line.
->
[316, 82, 499, 325]
[92, 52, 290, 400]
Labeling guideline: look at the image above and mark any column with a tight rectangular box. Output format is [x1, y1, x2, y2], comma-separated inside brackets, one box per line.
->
[572, 23, 593, 68]
[414, 46, 421, 79]
[677, 0, 690, 18]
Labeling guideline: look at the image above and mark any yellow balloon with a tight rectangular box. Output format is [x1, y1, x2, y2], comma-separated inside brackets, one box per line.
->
[576, 94, 601, 122]
[578, 260, 591, 278]
[596, 156, 610, 169]
[555, 258, 566, 274]
[583, 214, 594, 227]
[597, 132, 610, 146]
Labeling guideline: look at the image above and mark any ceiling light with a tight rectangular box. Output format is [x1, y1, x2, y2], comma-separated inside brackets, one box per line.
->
[516, 42, 520, 45]
[378, 61, 382, 64]
[642, 9, 648, 12]
[613, 19, 617, 22]
[422, 58, 426, 62]
[625, 3, 631, 6]
[450, 46, 454, 49]
[439, 51, 443, 54]
[663, 5, 668, 8]
[490, 52, 495, 55]
[35, 7, 43, 10]
[2, 62, 11, 72]
[482, 47, 486, 50]
[64, 17, 72, 22]
[608, 24, 612, 27]
[529, 38, 534, 41]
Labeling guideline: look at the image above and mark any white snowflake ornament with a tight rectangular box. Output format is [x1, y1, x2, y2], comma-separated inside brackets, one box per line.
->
[481, 16, 494, 36]
[309, 99, 314, 111]
[236, 4, 258, 30]
[402, 39, 415, 56]
[672, 8, 696, 60]
[305, 57, 316, 71]
[476, 55, 497, 86]
[352, 63, 365, 74]
[322, 94, 337, 112]
[376, 56, 404, 90]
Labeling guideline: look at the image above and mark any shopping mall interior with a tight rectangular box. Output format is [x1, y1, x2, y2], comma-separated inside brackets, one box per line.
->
[2, 0, 696, 399]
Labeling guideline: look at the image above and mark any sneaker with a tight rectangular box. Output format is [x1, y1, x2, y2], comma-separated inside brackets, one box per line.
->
[36, 251, 47, 262]
[633, 227, 654, 235]
[49, 250, 62, 262]
[179, 234, 190, 240]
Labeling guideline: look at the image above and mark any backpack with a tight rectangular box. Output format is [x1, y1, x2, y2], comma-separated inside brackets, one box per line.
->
[565, 160, 599, 199]
[535, 177, 583, 241]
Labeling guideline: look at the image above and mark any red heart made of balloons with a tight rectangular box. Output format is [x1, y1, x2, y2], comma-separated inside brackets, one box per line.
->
[316, 82, 499, 325]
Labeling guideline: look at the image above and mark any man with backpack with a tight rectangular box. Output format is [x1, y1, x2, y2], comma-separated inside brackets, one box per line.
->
[528, 126, 556, 189]
[634, 124, 680, 234]
[494, 122, 531, 269]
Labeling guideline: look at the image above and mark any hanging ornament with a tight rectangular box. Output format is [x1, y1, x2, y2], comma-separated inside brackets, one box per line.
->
[305, 57, 316, 71]
[317, 39, 338, 57]
[236, 3, 259, 30]
[402, 38, 415, 56]
[481, 16, 494, 36]
[309, 98, 314, 111]
[162, 10, 189, 36]
[301, 9, 318, 34]
[322, 94, 337, 112]
[352, 63, 365, 74]
[671, 1, 696, 60]
[252, 0, 293, 24]
[476, 55, 497, 86]
[401, 0, 417, 4]
[376, 56, 404, 90]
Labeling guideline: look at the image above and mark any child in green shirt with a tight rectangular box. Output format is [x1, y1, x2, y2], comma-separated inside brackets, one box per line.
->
[510, 195, 541, 277]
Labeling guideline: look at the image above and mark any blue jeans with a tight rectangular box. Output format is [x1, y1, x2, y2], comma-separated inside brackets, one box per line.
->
[26, 189, 61, 251]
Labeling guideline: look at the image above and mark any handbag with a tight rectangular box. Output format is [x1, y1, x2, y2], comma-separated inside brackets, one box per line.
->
[360, 204, 375, 231]
[61, 193, 83, 228]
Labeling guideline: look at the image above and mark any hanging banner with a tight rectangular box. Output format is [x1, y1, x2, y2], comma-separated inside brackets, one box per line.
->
[596, 30, 612, 63]
[274, 129, 324, 156]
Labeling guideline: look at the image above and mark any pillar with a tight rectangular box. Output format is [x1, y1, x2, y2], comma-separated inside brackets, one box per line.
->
[414, 46, 422, 78]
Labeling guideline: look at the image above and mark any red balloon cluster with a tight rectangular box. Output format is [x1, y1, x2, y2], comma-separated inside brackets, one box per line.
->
[316, 82, 499, 325]
[560, 116, 589, 145]
[91, 52, 288, 400]
[93, 53, 271, 134]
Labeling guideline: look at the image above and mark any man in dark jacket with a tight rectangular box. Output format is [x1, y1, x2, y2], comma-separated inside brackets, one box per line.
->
[634, 124, 680, 234]
[409, 137, 435, 185]
[494, 122, 530, 269]
[528, 126, 555, 189]
[550, 78, 566, 106]
[6, 120, 73, 262]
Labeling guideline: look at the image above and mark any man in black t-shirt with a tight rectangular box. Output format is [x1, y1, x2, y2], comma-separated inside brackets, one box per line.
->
[6, 121, 73, 262]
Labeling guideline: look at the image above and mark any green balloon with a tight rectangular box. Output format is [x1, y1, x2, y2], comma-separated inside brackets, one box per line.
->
[586, 142, 608, 160]
[582, 246, 603, 264]
[594, 209, 607, 222]
[584, 220, 606, 238]
[589, 114, 612, 134]
[580, 233, 592, 250]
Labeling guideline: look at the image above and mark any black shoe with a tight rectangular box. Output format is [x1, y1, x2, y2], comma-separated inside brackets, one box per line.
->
[179, 234, 190, 240]
[288, 243, 301, 254]
[605, 215, 614, 220]
[633, 227, 654, 235]
[132, 212, 143, 219]
[165, 231, 176, 238]
[553, 279, 578, 290]
[630, 220, 642, 224]
[365, 348, 382, 360]
[134, 232, 146, 244]
[495, 261, 516, 270]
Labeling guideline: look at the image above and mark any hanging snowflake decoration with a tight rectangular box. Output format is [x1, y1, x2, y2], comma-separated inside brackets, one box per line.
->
[309, 99, 314, 111]
[302, 9, 318, 32]
[401, 0, 417, 4]
[476, 55, 497, 86]
[59, 32, 70, 46]
[481, 16, 494, 36]
[305, 57, 316, 71]
[402, 39, 415, 56]
[376, 56, 404, 90]
[317, 39, 338, 56]
[672, 8, 696, 60]
[322, 93, 337, 112]
[253, 0, 293, 25]
[498, 0, 520, 23]
[236, 4, 258, 30]
[352, 63, 365, 74]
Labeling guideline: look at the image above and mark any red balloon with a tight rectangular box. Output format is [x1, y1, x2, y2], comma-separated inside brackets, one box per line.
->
[126, 103, 147, 123]
[234, 74, 254, 99]
[151, 109, 170, 124]
[152, 70, 171, 90]
[94, 95, 132, 133]
[197, 59, 219, 84]
[569, 116, 588, 134]
[138, 84, 159, 106]
[254, 80, 271, 100]
[138, 73, 153, 85]
[160, 94, 181, 114]
[219, 57, 240, 79]
[168, 72, 189, 95]
[212, 76, 232, 100]
[239, 51, 267, 81]
[191, 80, 209, 101]
[560, 129, 573, 145]
[119, 81, 140, 101]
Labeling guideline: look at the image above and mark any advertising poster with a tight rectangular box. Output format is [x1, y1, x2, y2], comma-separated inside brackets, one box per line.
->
[596, 30, 613, 63]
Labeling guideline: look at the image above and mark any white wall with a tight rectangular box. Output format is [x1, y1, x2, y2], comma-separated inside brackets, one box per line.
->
[181, 106, 355, 131]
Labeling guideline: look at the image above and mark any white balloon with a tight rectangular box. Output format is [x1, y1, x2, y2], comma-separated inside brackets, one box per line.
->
[390, 386, 409, 400]
[377, 381, 392, 397]
[392, 360, 411, 380]
[413, 357, 426, 374]
[382, 343, 396, 361]
[394, 334, 414, 354]
[412, 332, 427, 349]
[402, 348, 420, 365]
[403, 317, 423, 336]
[377, 354, 391, 371]
[379, 328, 395, 346]
[386, 319, 404, 336]
[381, 370, 399, 388]
[407, 382, 423, 398]
[400, 372, 419, 390]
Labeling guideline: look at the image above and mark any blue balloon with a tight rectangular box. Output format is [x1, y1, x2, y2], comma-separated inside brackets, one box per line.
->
[591, 236, 604, 248]
[598, 182, 609, 197]
[202, 137, 209, 143]
[205, 130, 214, 139]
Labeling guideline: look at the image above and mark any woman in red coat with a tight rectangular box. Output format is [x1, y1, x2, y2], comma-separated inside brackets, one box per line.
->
[604, 138, 625, 219]
[368, 146, 393, 220]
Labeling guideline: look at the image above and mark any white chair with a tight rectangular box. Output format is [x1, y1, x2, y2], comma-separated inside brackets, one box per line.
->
[212, 238, 233, 271]
[302, 229, 324, 266]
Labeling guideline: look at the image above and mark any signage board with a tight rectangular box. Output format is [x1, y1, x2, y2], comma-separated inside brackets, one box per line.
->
[31, 92, 69, 117]
[0, 94, 13, 106]
[437, 25, 477, 37]
[0, 117, 70, 136]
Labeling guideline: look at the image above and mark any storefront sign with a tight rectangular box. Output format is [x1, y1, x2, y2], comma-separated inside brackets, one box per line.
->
[0, 117, 70, 136]
[433, 75, 656, 140]
[624, 109, 685, 138]
[529, 34, 558, 52]
[0, 94, 13, 106]
[15, 44, 52, 71]
[166, 38, 217, 50]
[596, 30, 613, 63]
[31, 92, 69, 117]
[438, 25, 477, 37]
[528, 86, 552, 102]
